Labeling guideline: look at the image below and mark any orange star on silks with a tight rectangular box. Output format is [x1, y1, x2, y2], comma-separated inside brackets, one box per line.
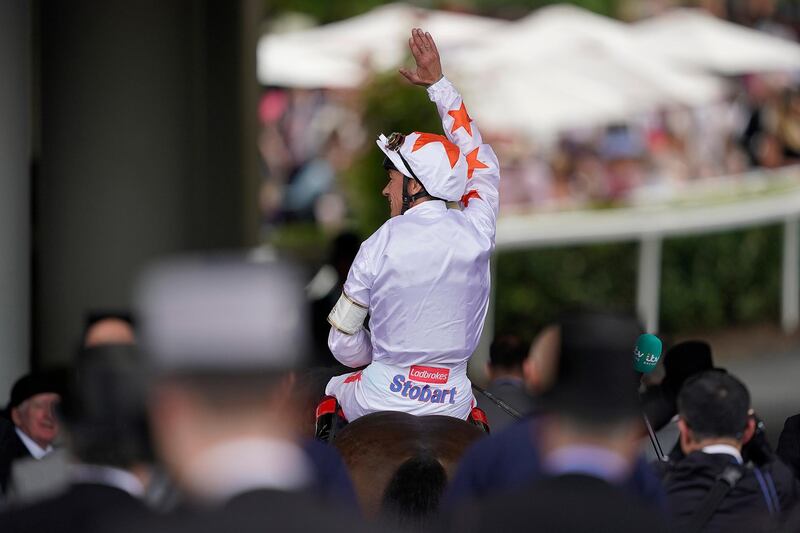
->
[412, 132, 460, 168]
[448, 102, 473, 136]
[343, 371, 363, 384]
[461, 189, 481, 207]
[466, 147, 489, 179]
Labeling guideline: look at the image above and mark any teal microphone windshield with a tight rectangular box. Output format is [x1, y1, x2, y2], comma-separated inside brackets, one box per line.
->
[633, 333, 663, 374]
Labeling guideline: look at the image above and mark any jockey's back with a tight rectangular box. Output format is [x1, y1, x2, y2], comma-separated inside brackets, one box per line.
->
[325, 52, 500, 421]
[366, 200, 492, 366]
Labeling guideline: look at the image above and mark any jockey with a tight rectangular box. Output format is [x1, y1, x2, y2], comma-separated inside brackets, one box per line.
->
[321, 29, 499, 428]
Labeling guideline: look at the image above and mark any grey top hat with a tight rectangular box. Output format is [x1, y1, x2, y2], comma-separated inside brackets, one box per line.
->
[136, 255, 310, 373]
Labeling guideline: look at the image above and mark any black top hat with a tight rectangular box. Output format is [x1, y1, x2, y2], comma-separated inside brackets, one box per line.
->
[661, 340, 714, 399]
[538, 311, 642, 422]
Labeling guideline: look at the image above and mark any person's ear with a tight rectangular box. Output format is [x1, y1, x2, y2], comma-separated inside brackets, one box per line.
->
[742, 416, 757, 445]
[678, 417, 693, 454]
[407, 178, 424, 195]
[523, 356, 539, 392]
[10, 407, 21, 427]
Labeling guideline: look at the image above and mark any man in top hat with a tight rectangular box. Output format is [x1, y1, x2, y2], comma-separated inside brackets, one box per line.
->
[0, 373, 61, 495]
[126, 256, 369, 533]
[322, 29, 500, 426]
[443, 312, 665, 509]
[640, 340, 715, 462]
[445, 311, 668, 532]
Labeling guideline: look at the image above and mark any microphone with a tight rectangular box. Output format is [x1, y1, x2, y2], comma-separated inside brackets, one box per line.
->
[632, 333, 668, 462]
[633, 333, 663, 376]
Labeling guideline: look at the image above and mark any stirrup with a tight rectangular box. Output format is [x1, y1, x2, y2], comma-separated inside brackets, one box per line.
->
[315, 396, 348, 443]
[467, 407, 490, 434]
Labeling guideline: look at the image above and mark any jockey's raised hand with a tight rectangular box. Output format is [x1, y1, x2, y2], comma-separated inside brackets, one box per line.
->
[399, 28, 443, 87]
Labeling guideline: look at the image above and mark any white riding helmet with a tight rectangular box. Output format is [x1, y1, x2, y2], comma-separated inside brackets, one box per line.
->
[376, 131, 467, 203]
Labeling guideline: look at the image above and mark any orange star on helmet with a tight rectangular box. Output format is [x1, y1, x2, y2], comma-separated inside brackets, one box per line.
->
[412, 132, 460, 169]
[466, 147, 489, 179]
[448, 102, 473, 137]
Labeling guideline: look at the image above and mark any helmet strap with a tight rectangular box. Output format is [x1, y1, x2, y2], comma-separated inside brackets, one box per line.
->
[398, 151, 430, 214]
[401, 176, 431, 214]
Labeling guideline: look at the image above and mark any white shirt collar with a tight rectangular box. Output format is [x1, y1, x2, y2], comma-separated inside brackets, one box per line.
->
[404, 200, 446, 216]
[543, 445, 632, 483]
[702, 444, 743, 464]
[185, 437, 312, 503]
[70, 464, 145, 498]
[15, 427, 53, 459]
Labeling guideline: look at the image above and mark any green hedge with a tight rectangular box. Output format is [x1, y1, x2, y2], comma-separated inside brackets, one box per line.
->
[494, 225, 783, 339]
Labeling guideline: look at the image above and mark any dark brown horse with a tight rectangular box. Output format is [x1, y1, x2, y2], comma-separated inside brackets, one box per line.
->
[332, 411, 485, 527]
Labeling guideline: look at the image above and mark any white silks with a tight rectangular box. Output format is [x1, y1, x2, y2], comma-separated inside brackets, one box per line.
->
[326, 77, 500, 421]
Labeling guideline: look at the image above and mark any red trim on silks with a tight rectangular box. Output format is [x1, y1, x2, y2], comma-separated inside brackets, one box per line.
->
[343, 371, 363, 384]
[461, 189, 481, 206]
[469, 407, 488, 425]
[315, 397, 338, 418]
[336, 408, 347, 421]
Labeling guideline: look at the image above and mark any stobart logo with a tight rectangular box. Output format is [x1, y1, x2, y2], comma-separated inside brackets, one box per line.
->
[389, 374, 457, 404]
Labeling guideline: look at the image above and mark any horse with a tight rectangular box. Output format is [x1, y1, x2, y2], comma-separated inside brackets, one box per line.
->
[332, 411, 486, 528]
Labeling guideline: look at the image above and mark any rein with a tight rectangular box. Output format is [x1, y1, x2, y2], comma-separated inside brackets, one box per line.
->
[471, 384, 523, 420]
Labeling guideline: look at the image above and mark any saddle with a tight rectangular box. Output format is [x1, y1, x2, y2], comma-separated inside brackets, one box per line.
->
[314, 396, 490, 442]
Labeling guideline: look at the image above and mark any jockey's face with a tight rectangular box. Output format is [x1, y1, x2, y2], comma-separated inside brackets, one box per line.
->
[382, 169, 405, 218]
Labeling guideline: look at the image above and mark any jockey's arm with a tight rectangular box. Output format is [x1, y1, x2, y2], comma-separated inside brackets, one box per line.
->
[327, 231, 381, 368]
[428, 78, 500, 244]
[328, 327, 372, 368]
[401, 28, 500, 244]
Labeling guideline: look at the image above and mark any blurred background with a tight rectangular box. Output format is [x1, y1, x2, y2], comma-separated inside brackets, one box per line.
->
[2, 0, 800, 441]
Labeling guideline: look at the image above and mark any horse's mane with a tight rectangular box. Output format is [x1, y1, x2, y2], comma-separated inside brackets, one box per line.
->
[381, 453, 447, 531]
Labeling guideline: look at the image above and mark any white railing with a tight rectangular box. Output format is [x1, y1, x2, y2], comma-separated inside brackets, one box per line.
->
[494, 165, 800, 334]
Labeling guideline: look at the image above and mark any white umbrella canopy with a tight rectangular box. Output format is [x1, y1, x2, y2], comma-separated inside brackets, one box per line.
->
[449, 4, 726, 136]
[257, 37, 368, 88]
[461, 69, 635, 136]
[258, 3, 506, 88]
[633, 8, 800, 75]
[444, 4, 633, 71]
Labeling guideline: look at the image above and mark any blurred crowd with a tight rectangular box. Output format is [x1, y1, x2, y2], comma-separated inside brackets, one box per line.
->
[257, 2, 800, 228]
[1, 256, 800, 532]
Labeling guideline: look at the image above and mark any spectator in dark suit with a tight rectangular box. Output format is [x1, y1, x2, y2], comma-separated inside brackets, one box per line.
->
[777, 414, 800, 480]
[0, 344, 152, 532]
[122, 257, 370, 533]
[0, 374, 61, 495]
[657, 371, 799, 532]
[478, 334, 536, 431]
[640, 340, 715, 462]
[443, 313, 664, 510]
[447, 311, 668, 533]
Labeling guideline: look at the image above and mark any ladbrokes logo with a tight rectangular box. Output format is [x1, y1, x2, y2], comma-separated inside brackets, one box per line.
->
[409, 365, 449, 384]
